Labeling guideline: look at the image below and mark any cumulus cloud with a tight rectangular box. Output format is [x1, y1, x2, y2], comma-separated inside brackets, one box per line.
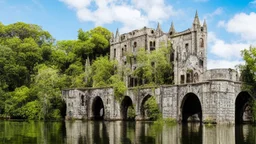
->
[203, 7, 223, 21]
[208, 32, 249, 60]
[60, 0, 179, 33]
[207, 59, 244, 69]
[218, 12, 256, 42]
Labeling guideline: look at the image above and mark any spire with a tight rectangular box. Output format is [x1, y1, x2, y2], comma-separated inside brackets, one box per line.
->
[169, 21, 176, 35]
[156, 22, 162, 31]
[203, 19, 207, 27]
[115, 28, 119, 41]
[115, 28, 119, 38]
[193, 10, 200, 25]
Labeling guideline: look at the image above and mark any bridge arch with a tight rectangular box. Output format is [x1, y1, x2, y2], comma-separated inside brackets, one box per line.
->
[235, 91, 253, 123]
[181, 93, 202, 123]
[91, 96, 104, 120]
[120, 96, 134, 120]
[140, 94, 151, 119]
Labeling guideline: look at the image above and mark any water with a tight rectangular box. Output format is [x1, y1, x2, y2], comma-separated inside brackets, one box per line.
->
[0, 120, 256, 144]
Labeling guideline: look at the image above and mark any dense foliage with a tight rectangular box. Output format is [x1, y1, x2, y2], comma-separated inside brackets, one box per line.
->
[144, 96, 161, 120]
[0, 22, 111, 119]
[0, 21, 172, 120]
[240, 46, 256, 121]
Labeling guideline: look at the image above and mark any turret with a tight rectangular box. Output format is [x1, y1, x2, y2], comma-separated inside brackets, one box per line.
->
[115, 28, 120, 42]
[169, 21, 176, 35]
[155, 22, 163, 36]
[203, 19, 207, 31]
[193, 10, 201, 30]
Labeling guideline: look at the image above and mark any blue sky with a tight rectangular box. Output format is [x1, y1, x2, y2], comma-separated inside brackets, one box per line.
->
[0, 0, 256, 69]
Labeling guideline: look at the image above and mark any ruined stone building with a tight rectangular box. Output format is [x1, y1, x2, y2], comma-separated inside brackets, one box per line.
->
[110, 11, 207, 86]
[62, 12, 253, 124]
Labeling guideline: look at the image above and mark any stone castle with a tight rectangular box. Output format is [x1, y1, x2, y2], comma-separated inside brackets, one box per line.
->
[110, 11, 207, 86]
[62, 12, 253, 124]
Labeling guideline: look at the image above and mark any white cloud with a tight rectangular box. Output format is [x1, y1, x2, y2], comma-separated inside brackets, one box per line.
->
[218, 12, 256, 42]
[60, 0, 179, 33]
[204, 7, 223, 20]
[208, 32, 249, 60]
[59, 0, 91, 9]
[207, 59, 244, 69]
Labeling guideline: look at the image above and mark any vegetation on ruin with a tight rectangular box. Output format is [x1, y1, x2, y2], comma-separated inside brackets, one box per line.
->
[144, 96, 161, 120]
[127, 106, 136, 120]
[239, 46, 256, 121]
[0, 21, 173, 120]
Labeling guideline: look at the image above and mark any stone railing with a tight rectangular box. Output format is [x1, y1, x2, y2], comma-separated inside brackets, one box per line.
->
[203, 68, 240, 82]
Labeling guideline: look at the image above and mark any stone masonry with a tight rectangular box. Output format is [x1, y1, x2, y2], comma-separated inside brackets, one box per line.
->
[62, 12, 252, 124]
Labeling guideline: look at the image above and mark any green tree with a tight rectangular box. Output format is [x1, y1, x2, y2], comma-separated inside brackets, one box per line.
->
[144, 96, 161, 120]
[132, 46, 173, 86]
[241, 46, 256, 95]
[31, 65, 65, 120]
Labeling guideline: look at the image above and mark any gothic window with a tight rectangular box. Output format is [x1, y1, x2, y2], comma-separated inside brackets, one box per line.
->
[186, 73, 191, 83]
[200, 38, 204, 48]
[170, 51, 174, 62]
[81, 95, 85, 106]
[150, 41, 152, 47]
[185, 43, 189, 52]
[124, 45, 127, 51]
[114, 49, 116, 58]
[151, 30, 154, 34]
[201, 27, 204, 32]
[181, 75, 185, 84]
[194, 73, 199, 83]
[133, 57, 137, 64]
[199, 59, 204, 67]
[121, 48, 124, 56]
[133, 42, 137, 52]
[150, 41, 156, 51]
[170, 32, 173, 35]
[186, 70, 193, 83]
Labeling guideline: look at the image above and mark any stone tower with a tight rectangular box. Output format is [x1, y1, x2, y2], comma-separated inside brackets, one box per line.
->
[110, 11, 207, 86]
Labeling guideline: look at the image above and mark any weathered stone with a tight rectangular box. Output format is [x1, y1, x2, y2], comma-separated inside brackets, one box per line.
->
[62, 12, 252, 124]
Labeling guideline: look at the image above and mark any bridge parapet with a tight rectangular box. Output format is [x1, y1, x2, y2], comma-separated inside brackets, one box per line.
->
[204, 69, 240, 82]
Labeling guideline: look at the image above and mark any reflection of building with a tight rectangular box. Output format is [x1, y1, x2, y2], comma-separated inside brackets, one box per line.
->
[62, 12, 252, 124]
[110, 11, 207, 86]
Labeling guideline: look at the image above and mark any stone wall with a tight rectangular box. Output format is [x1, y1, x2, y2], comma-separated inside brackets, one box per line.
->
[62, 70, 245, 124]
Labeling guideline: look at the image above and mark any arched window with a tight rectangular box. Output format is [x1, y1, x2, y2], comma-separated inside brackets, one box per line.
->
[133, 42, 137, 52]
[81, 95, 85, 106]
[194, 73, 199, 83]
[200, 38, 204, 48]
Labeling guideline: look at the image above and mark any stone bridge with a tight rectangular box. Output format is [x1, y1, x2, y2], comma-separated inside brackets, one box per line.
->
[62, 69, 253, 124]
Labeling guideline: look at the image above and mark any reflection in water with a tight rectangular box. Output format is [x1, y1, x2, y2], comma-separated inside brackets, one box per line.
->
[1, 120, 256, 143]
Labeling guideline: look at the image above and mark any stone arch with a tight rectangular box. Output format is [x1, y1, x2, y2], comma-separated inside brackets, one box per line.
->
[140, 94, 152, 120]
[91, 96, 104, 120]
[235, 91, 253, 124]
[120, 96, 134, 120]
[181, 93, 202, 123]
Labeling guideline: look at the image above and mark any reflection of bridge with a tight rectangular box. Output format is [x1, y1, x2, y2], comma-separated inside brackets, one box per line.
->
[62, 69, 253, 124]
[64, 121, 253, 144]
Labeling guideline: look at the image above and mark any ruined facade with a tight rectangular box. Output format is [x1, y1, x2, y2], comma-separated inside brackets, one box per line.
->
[62, 12, 253, 124]
[110, 11, 207, 86]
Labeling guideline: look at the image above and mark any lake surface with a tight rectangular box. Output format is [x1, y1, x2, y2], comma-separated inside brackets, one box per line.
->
[0, 120, 256, 144]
